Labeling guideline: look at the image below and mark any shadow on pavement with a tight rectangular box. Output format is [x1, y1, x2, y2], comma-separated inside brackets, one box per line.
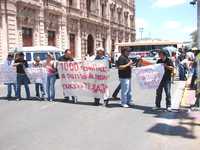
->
[148, 123, 196, 139]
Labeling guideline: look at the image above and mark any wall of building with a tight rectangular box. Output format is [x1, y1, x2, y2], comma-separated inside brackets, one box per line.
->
[0, 0, 135, 60]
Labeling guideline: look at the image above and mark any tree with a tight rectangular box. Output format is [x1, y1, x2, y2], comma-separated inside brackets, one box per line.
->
[191, 30, 198, 48]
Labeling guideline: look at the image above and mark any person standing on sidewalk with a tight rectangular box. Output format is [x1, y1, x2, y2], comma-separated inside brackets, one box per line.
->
[94, 47, 109, 106]
[117, 48, 133, 108]
[44, 53, 57, 102]
[13, 52, 30, 101]
[32, 56, 45, 100]
[4, 53, 16, 98]
[58, 49, 77, 103]
[154, 50, 174, 110]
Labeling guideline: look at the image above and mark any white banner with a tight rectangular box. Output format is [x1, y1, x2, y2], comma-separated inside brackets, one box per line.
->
[25, 67, 47, 84]
[58, 60, 109, 99]
[133, 64, 165, 89]
[0, 64, 16, 84]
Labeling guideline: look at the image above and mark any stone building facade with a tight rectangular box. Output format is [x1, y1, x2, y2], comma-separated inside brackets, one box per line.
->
[0, 0, 135, 61]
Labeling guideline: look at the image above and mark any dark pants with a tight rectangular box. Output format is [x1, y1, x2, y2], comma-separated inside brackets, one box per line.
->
[16, 74, 30, 99]
[35, 83, 45, 98]
[112, 83, 121, 97]
[155, 80, 171, 108]
[190, 71, 197, 89]
[178, 64, 186, 81]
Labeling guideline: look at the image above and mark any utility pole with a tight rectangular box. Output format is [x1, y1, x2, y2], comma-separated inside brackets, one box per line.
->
[139, 27, 144, 40]
[190, 0, 200, 49]
[190, 0, 200, 108]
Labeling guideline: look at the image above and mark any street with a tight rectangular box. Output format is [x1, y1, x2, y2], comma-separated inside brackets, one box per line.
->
[0, 68, 199, 150]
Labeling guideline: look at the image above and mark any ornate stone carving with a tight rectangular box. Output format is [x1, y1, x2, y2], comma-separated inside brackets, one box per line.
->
[67, 18, 78, 33]
[45, 13, 60, 30]
[124, 11, 129, 17]
[110, 2, 116, 10]
[117, 6, 122, 13]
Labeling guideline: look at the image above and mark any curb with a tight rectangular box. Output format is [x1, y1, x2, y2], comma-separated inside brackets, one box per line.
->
[180, 77, 200, 124]
[180, 77, 196, 107]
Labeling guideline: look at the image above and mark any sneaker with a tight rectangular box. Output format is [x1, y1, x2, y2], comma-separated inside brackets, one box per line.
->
[167, 107, 172, 111]
[121, 104, 130, 108]
[72, 96, 78, 103]
[128, 101, 134, 106]
[152, 106, 160, 110]
[103, 100, 109, 107]
[16, 98, 20, 101]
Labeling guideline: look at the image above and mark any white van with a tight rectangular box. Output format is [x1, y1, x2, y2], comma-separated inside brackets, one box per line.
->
[11, 46, 64, 63]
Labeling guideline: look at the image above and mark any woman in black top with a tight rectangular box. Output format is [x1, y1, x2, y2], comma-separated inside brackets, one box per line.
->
[14, 52, 30, 100]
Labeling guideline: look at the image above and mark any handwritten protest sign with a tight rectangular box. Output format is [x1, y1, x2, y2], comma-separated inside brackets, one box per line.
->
[57, 60, 109, 99]
[133, 64, 164, 89]
[0, 64, 16, 84]
[25, 67, 47, 84]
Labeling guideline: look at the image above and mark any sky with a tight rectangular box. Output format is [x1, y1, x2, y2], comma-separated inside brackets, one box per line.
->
[135, 0, 197, 42]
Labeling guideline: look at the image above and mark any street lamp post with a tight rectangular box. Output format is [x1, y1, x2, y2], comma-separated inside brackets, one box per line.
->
[139, 27, 144, 40]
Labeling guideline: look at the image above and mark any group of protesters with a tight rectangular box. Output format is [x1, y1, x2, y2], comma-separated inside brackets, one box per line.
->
[2, 46, 200, 110]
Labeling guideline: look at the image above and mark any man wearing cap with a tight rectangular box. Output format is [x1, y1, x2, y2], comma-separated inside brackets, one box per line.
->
[117, 48, 133, 108]
[154, 50, 174, 111]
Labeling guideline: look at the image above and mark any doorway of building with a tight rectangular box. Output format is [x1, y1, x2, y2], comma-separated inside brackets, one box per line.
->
[87, 34, 94, 55]
[22, 27, 33, 46]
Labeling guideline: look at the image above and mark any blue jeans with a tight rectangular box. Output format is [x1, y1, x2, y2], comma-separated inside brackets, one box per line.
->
[46, 74, 56, 101]
[178, 64, 186, 80]
[35, 83, 45, 98]
[155, 80, 171, 108]
[5, 83, 16, 97]
[16, 74, 30, 99]
[120, 78, 132, 105]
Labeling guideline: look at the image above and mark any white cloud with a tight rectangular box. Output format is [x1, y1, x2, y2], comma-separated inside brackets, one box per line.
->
[163, 21, 181, 29]
[152, 0, 187, 8]
[182, 26, 196, 33]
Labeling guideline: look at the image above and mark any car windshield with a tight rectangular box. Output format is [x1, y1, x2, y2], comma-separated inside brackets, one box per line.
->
[55, 52, 61, 60]
[33, 52, 48, 61]
[26, 53, 32, 61]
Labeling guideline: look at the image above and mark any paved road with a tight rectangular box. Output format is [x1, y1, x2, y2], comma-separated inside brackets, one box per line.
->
[0, 69, 199, 150]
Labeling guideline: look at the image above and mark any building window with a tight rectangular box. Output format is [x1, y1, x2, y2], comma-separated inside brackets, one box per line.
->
[102, 4, 105, 17]
[69, 0, 73, 6]
[87, 0, 91, 12]
[102, 38, 106, 49]
[118, 13, 121, 23]
[22, 27, 33, 46]
[70, 34, 76, 57]
[48, 31, 56, 46]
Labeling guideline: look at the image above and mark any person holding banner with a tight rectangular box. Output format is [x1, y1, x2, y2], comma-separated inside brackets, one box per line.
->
[58, 49, 77, 103]
[117, 48, 133, 108]
[44, 53, 57, 102]
[94, 47, 109, 106]
[14, 52, 30, 101]
[32, 56, 45, 99]
[154, 50, 174, 111]
[4, 53, 16, 98]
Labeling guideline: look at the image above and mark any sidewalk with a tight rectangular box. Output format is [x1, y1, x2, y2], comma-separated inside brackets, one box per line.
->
[180, 77, 200, 124]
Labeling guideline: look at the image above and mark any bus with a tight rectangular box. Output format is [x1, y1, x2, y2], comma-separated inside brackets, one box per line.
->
[114, 40, 179, 63]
